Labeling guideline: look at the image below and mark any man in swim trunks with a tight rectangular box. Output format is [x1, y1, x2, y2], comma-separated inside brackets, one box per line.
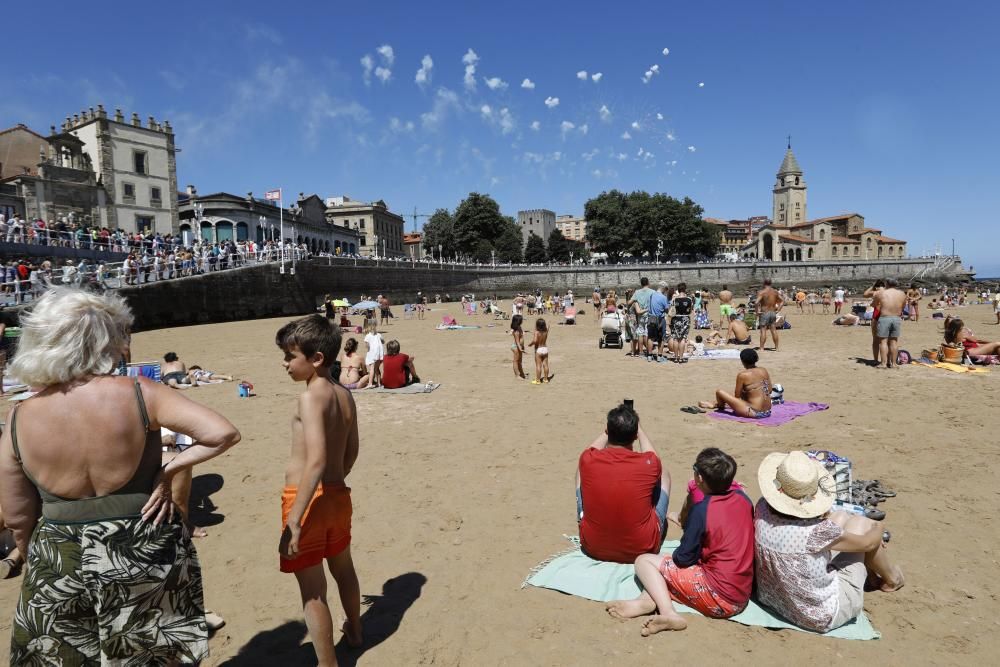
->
[725, 314, 752, 345]
[276, 314, 362, 661]
[872, 278, 907, 369]
[718, 284, 733, 329]
[906, 284, 922, 322]
[755, 279, 784, 352]
[161, 351, 193, 389]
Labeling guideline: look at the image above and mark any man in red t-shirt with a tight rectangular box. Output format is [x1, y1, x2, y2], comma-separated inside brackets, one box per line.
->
[576, 404, 671, 563]
[380, 339, 420, 389]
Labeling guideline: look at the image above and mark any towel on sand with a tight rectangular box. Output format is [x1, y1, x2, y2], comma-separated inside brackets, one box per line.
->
[911, 360, 988, 374]
[706, 401, 829, 426]
[367, 382, 441, 394]
[685, 348, 742, 360]
[524, 537, 880, 640]
[435, 324, 481, 330]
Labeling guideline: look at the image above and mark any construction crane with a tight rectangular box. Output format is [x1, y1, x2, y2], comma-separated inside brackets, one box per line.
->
[409, 207, 434, 233]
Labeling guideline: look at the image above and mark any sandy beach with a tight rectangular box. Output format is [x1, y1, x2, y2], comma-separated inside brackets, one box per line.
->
[1, 300, 997, 665]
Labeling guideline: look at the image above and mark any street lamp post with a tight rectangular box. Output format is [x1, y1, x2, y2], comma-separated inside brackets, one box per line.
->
[491, 249, 495, 268]
[194, 203, 204, 245]
[258, 215, 266, 259]
[438, 244, 443, 266]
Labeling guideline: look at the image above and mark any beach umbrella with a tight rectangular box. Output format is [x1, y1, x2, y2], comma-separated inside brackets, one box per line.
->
[353, 300, 379, 310]
[333, 299, 351, 307]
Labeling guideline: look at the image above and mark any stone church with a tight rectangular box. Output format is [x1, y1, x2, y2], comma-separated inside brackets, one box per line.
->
[743, 145, 906, 261]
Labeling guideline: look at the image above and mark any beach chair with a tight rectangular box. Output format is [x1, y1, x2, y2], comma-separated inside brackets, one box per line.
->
[403, 304, 416, 320]
[126, 362, 162, 382]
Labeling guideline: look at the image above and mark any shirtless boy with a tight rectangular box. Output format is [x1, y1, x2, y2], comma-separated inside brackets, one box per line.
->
[872, 278, 907, 369]
[276, 314, 362, 665]
[718, 285, 733, 329]
[725, 314, 751, 345]
[906, 284, 922, 322]
[755, 279, 784, 352]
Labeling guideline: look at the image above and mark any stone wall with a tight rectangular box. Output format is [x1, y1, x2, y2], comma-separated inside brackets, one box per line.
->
[120, 257, 969, 331]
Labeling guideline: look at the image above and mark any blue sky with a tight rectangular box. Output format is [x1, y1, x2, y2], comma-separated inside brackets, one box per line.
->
[3, 1, 999, 274]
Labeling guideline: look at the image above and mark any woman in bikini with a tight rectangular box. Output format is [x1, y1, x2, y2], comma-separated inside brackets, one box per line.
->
[510, 315, 527, 379]
[698, 348, 773, 418]
[944, 317, 1000, 362]
[338, 337, 371, 389]
[530, 317, 550, 385]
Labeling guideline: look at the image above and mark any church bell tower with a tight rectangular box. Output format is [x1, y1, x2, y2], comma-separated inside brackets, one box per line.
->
[772, 140, 807, 227]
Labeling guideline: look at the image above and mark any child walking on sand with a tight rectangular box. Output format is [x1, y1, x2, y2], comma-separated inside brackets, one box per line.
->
[276, 314, 362, 665]
[530, 317, 550, 385]
[511, 314, 526, 379]
[363, 319, 384, 389]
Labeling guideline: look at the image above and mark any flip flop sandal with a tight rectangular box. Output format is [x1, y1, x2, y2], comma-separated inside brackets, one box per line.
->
[680, 406, 706, 414]
[204, 611, 226, 632]
[867, 480, 897, 497]
[864, 507, 886, 521]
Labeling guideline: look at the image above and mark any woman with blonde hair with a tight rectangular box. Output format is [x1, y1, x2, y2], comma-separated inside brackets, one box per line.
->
[0, 287, 241, 664]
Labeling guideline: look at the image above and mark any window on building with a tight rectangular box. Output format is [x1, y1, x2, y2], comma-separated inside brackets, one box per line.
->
[795, 177, 800, 185]
[779, 213, 785, 222]
[832, 246, 838, 257]
[819, 229, 825, 240]
[133, 150, 147, 175]
[123, 182, 135, 200]
[779, 203, 785, 210]
[360, 236, 366, 247]
[854, 246, 859, 256]
[866, 238, 872, 249]
[136, 215, 154, 233]
[359, 219, 365, 229]
[795, 202, 800, 208]
[151, 186, 162, 203]
[888, 246, 894, 256]
[795, 213, 800, 221]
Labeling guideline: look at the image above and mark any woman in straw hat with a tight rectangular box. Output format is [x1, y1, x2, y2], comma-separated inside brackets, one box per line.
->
[753, 452, 904, 633]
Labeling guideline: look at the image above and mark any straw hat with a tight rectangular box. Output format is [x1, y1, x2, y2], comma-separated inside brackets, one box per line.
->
[758, 451, 834, 518]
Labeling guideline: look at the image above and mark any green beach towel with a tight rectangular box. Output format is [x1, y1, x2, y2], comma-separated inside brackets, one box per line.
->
[523, 537, 880, 640]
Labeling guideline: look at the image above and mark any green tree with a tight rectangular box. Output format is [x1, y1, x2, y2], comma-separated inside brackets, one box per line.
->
[660, 196, 718, 259]
[472, 238, 494, 263]
[546, 228, 570, 262]
[422, 208, 456, 259]
[566, 239, 591, 263]
[453, 193, 505, 258]
[624, 191, 658, 259]
[524, 233, 547, 264]
[494, 217, 524, 263]
[584, 190, 630, 263]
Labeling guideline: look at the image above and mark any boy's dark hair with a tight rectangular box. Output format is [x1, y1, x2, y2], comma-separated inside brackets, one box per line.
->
[722, 284, 728, 290]
[189, 365, 202, 371]
[677, 281, 687, 293]
[640, 277, 649, 287]
[386, 339, 401, 355]
[695, 335, 703, 343]
[275, 314, 342, 367]
[740, 348, 758, 366]
[694, 447, 737, 493]
[344, 337, 358, 354]
[164, 352, 178, 362]
[763, 278, 772, 286]
[606, 404, 639, 445]
[885, 277, 898, 288]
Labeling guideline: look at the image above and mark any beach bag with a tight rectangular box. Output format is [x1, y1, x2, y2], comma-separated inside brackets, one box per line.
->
[769, 383, 785, 404]
[781, 320, 792, 329]
[807, 450, 852, 502]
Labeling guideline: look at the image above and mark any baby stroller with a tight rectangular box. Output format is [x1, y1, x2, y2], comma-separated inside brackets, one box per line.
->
[599, 311, 625, 348]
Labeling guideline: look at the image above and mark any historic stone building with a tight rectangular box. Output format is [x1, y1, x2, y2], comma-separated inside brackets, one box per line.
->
[178, 188, 359, 254]
[742, 145, 906, 261]
[62, 106, 179, 235]
[518, 208, 556, 248]
[324, 196, 405, 258]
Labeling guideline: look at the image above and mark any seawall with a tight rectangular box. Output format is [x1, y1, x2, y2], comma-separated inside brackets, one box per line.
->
[119, 257, 971, 331]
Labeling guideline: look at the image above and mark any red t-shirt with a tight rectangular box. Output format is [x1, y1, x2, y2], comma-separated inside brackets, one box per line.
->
[579, 447, 662, 563]
[380, 353, 409, 389]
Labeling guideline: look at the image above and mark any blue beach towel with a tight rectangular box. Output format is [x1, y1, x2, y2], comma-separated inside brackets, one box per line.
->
[523, 537, 880, 640]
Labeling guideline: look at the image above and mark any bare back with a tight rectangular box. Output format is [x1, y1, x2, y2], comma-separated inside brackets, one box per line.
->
[757, 287, 782, 312]
[285, 378, 359, 487]
[719, 289, 733, 305]
[876, 288, 907, 317]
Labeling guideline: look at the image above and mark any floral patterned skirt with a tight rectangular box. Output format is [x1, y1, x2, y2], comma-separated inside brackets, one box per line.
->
[10, 517, 208, 666]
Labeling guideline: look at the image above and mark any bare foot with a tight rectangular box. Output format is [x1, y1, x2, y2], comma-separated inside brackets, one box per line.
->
[878, 566, 905, 592]
[641, 614, 687, 635]
[342, 620, 363, 648]
[697, 401, 716, 409]
[606, 598, 655, 620]
[192, 526, 209, 538]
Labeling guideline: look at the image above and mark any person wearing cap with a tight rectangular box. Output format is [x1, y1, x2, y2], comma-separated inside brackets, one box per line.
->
[754, 451, 904, 633]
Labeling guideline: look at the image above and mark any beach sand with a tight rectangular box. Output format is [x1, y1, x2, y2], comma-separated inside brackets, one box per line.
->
[1, 302, 997, 665]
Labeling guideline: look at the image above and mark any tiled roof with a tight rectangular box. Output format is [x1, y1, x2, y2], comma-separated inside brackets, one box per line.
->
[0, 124, 47, 140]
[875, 235, 905, 244]
[780, 234, 818, 244]
[777, 148, 802, 175]
[831, 236, 860, 244]
[805, 213, 862, 225]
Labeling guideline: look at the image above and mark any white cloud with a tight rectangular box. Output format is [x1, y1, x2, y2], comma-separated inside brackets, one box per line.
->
[637, 147, 645, 157]
[544, 96, 560, 108]
[490, 176, 500, 186]
[462, 48, 479, 90]
[616, 152, 628, 161]
[592, 169, 602, 178]
[524, 151, 544, 164]
[582, 148, 599, 161]
[591, 72, 603, 82]
[577, 70, 588, 80]
[651, 65, 660, 74]
[631, 121, 640, 130]
[560, 120, 575, 137]
[480, 104, 493, 117]
[499, 107, 515, 134]
[656, 112, 664, 120]
[420, 86, 460, 130]
[599, 104, 612, 122]
[376, 44, 395, 66]
[662, 47, 670, 56]
[484, 76, 508, 90]
[552, 151, 562, 160]
[360, 54, 374, 85]
[688, 145, 697, 152]
[698, 82, 705, 87]
[388, 117, 415, 133]
[521, 78, 536, 89]
[578, 123, 589, 135]
[375, 66, 391, 83]
[642, 64, 661, 84]
[530, 120, 541, 131]
[621, 131, 632, 140]
[415, 54, 433, 87]
[666, 132, 676, 141]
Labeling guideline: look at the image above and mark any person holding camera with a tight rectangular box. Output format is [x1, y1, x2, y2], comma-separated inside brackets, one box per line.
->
[575, 403, 671, 563]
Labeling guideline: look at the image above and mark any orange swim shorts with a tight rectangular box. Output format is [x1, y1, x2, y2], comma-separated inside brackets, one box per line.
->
[659, 557, 744, 619]
[280, 484, 352, 573]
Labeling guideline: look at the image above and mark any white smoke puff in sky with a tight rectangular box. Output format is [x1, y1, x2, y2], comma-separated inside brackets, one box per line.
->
[544, 96, 560, 108]
[530, 120, 541, 131]
[687, 145, 697, 152]
[662, 47, 670, 56]
[560, 120, 575, 135]
[591, 72, 603, 82]
[415, 54, 433, 87]
[499, 108, 514, 134]
[360, 54, 374, 84]
[484, 77, 508, 90]
[521, 78, 535, 89]
[480, 104, 492, 117]
[374, 66, 391, 83]
[698, 82, 705, 87]
[462, 48, 479, 90]
[599, 104, 611, 122]
[617, 152, 627, 161]
[578, 124, 588, 135]
[656, 112, 664, 120]
[376, 45, 394, 65]
[576, 70, 588, 80]
[621, 131, 632, 140]
[642, 71, 653, 84]
[631, 121, 640, 130]
[666, 132, 676, 141]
